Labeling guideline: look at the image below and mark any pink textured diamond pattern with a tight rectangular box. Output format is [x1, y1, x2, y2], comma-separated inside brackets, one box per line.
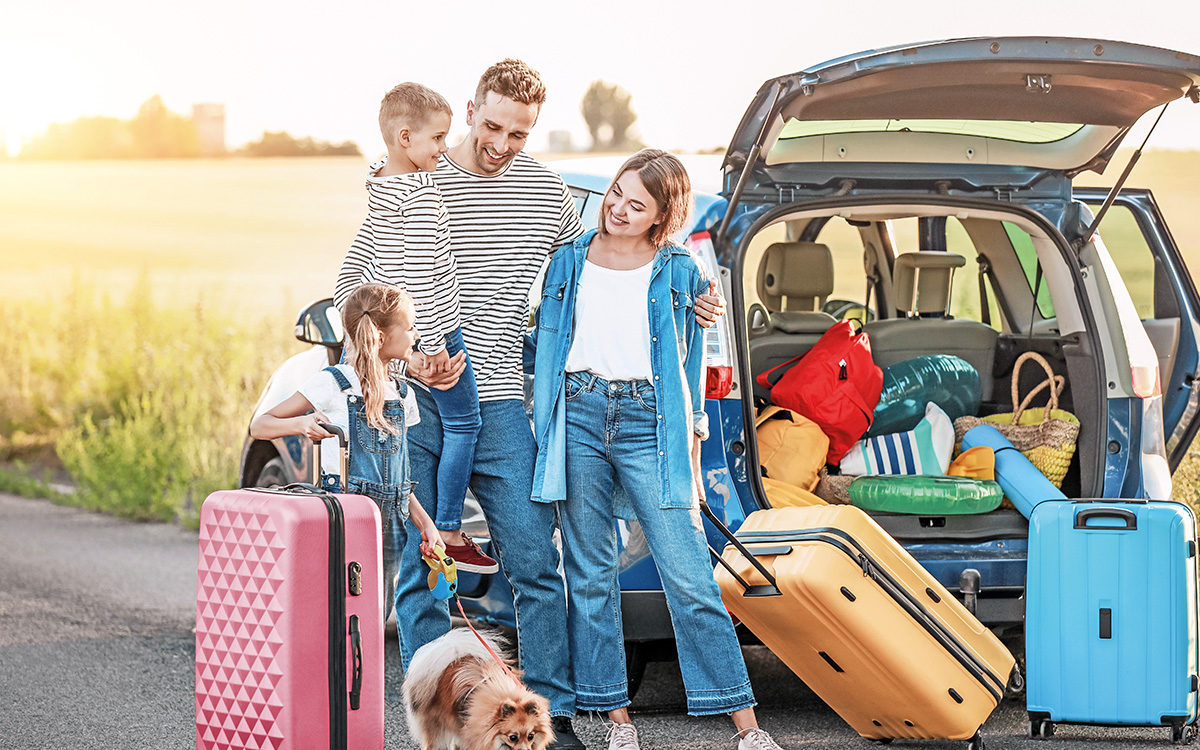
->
[196, 505, 289, 750]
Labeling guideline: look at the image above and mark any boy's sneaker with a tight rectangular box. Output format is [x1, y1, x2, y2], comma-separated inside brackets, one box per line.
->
[606, 722, 640, 750]
[549, 716, 586, 750]
[737, 728, 784, 750]
[443, 536, 499, 574]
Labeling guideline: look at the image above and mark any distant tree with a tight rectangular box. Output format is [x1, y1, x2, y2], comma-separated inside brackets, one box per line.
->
[20, 117, 131, 159]
[581, 81, 642, 151]
[129, 95, 199, 158]
[18, 96, 199, 160]
[236, 131, 361, 157]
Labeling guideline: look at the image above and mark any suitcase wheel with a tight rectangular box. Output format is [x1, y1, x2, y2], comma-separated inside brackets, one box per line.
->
[966, 731, 985, 750]
[1169, 722, 1197, 745]
[868, 740, 892, 746]
[1027, 719, 1054, 740]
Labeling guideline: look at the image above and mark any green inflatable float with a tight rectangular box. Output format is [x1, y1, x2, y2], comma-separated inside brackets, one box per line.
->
[848, 475, 1003, 515]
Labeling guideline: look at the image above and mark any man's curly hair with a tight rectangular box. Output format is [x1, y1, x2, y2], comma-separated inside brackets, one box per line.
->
[474, 59, 547, 108]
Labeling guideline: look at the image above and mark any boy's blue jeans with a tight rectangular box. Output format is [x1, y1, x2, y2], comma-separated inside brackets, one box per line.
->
[395, 393, 575, 718]
[558, 372, 756, 715]
[424, 326, 482, 532]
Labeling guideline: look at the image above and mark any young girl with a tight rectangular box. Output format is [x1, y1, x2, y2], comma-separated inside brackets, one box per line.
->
[250, 282, 443, 623]
[530, 150, 788, 750]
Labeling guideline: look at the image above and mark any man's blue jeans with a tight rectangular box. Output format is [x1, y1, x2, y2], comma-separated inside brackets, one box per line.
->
[424, 326, 482, 532]
[558, 372, 756, 715]
[396, 393, 575, 717]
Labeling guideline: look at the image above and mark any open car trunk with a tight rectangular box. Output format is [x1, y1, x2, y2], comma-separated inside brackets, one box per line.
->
[733, 196, 1106, 496]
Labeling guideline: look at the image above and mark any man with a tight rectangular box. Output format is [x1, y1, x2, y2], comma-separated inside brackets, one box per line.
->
[399, 59, 723, 750]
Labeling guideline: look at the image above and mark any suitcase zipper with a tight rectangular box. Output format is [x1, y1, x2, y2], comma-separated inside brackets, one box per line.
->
[319, 491, 349, 750]
[734, 527, 1006, 702]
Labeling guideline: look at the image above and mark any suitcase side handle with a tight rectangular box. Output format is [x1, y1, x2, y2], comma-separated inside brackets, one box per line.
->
[348, 614, 363, 711]
[699, 501, 782, 597]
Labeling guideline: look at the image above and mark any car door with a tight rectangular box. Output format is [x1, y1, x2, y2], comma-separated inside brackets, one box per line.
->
[1075, 187, 1200, 467]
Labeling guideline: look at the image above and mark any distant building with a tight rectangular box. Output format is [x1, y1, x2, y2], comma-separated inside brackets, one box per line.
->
[547, 129, 573, 154]
[191, 103, 226, 156]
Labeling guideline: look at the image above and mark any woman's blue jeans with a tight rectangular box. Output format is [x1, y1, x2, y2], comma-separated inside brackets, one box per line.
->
[425, 326, 482, 532]
[559, 372, 756, 715]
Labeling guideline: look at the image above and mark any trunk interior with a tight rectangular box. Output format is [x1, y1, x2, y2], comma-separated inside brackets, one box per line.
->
[735, 199, 1105, 506]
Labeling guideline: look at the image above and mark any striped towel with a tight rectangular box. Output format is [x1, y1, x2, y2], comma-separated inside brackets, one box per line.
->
[840, 402, 953, 476]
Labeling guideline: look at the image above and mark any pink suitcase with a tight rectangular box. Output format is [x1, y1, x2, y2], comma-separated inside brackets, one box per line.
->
[196, 428, 384, 750]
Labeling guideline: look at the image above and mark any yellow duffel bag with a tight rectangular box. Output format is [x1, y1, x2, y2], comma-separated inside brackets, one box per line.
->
[761, 477, 828, 508]
[756, 405, 829, 492]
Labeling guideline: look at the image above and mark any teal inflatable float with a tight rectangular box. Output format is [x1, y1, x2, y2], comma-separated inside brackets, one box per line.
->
[869, 355, 982, 436]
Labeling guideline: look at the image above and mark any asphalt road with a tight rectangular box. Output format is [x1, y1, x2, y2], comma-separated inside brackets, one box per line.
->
[0, 492, 1176, 749]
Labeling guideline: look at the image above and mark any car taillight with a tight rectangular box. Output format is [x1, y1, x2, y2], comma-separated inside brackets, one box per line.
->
[1131, 364, 1161, 399]
[706, 365, 733, 399]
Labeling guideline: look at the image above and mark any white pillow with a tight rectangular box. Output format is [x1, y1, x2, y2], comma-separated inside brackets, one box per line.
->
[839, 402, 953, 476]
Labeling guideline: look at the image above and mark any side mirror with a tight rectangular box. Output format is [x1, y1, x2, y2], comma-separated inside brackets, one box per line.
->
[294, 298, 344, 348]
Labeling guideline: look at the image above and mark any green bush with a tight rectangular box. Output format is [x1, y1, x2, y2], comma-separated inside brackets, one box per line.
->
[1, 273, 300, 524]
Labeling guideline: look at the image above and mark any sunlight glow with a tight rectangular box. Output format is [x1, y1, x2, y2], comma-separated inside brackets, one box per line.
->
[0, 41, 98, 156]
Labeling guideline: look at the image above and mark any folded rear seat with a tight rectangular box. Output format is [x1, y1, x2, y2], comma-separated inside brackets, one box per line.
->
[864, 252, 999, 401]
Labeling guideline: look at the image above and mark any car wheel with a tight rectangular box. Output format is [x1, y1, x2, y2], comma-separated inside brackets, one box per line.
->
[254, 456, 289, 488]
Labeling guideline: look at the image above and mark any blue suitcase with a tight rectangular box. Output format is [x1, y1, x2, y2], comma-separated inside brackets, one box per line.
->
[1025, 498, 1199, 743]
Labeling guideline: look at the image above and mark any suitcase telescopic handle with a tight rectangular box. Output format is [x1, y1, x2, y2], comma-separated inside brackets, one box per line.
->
[699, 501, 782, 597]
[313, 423, 349, 492]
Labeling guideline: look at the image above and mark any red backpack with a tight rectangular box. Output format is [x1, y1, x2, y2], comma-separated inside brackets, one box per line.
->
[756, 320, 883, 464]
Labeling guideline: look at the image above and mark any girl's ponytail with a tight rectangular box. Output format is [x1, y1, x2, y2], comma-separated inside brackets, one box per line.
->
[342, 283, 412, 435]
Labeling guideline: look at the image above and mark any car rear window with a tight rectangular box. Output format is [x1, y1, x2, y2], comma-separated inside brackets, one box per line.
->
[776, 119, 1084, 144]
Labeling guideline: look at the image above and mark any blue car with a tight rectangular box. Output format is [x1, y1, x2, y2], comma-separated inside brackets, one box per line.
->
[241, 37, 1200, 693]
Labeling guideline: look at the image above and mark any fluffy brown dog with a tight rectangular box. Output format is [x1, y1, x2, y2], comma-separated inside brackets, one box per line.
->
[403, 628, 554, 750]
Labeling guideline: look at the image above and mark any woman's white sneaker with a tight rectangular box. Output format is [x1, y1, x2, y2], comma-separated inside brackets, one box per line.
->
[737, 727, 784, 750]
[606, 721, 641, 750]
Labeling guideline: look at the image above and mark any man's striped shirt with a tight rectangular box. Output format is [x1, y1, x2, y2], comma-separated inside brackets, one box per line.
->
[335, 160, 462, 354]
[431, 152, 585, 402]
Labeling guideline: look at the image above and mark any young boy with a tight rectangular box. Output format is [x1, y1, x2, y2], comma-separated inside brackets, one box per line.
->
[335, 83, 496, 575]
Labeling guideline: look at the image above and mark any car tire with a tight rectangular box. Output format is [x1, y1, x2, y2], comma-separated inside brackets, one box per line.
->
[253, 456, 289, 488]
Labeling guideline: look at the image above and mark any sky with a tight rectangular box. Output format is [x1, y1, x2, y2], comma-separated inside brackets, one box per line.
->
[3, 0, 1199, 158]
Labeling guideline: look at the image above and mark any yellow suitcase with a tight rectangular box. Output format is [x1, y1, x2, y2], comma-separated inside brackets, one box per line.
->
[707, 504, 1017, 749]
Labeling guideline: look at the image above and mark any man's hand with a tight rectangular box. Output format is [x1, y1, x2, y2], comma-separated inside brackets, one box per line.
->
[695, 279, 726, 329]
[409, 350, 466, 390]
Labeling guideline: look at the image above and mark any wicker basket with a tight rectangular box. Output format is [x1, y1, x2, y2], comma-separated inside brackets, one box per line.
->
[953, 352, 1080, 488]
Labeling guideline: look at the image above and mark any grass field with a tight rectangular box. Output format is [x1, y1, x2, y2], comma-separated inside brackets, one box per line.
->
[0, 156, 371, 314]
[2, 149, 1200, 520]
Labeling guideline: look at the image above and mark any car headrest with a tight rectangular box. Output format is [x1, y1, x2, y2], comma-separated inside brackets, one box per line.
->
[761, 242, 834, 312]
[893, 251, 966, 316]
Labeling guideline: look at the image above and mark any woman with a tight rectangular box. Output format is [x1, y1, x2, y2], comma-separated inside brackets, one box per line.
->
[530, 149, 786, 750]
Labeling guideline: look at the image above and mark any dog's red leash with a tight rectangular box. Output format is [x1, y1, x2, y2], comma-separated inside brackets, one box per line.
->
[454, 595, 524, 688]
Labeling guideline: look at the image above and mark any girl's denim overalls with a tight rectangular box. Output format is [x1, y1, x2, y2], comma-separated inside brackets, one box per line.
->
[319, 365, 414, 622]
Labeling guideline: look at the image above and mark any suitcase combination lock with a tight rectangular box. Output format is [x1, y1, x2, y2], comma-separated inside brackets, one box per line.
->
[348, 561, 363, 596]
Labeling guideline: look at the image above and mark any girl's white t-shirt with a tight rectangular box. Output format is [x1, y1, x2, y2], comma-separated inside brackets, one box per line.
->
[565, 259, 654, 380]
[298, 365, 420, 478]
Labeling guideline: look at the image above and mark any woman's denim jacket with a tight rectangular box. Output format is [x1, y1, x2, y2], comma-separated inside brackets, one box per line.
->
[527, 229, 710, 516]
